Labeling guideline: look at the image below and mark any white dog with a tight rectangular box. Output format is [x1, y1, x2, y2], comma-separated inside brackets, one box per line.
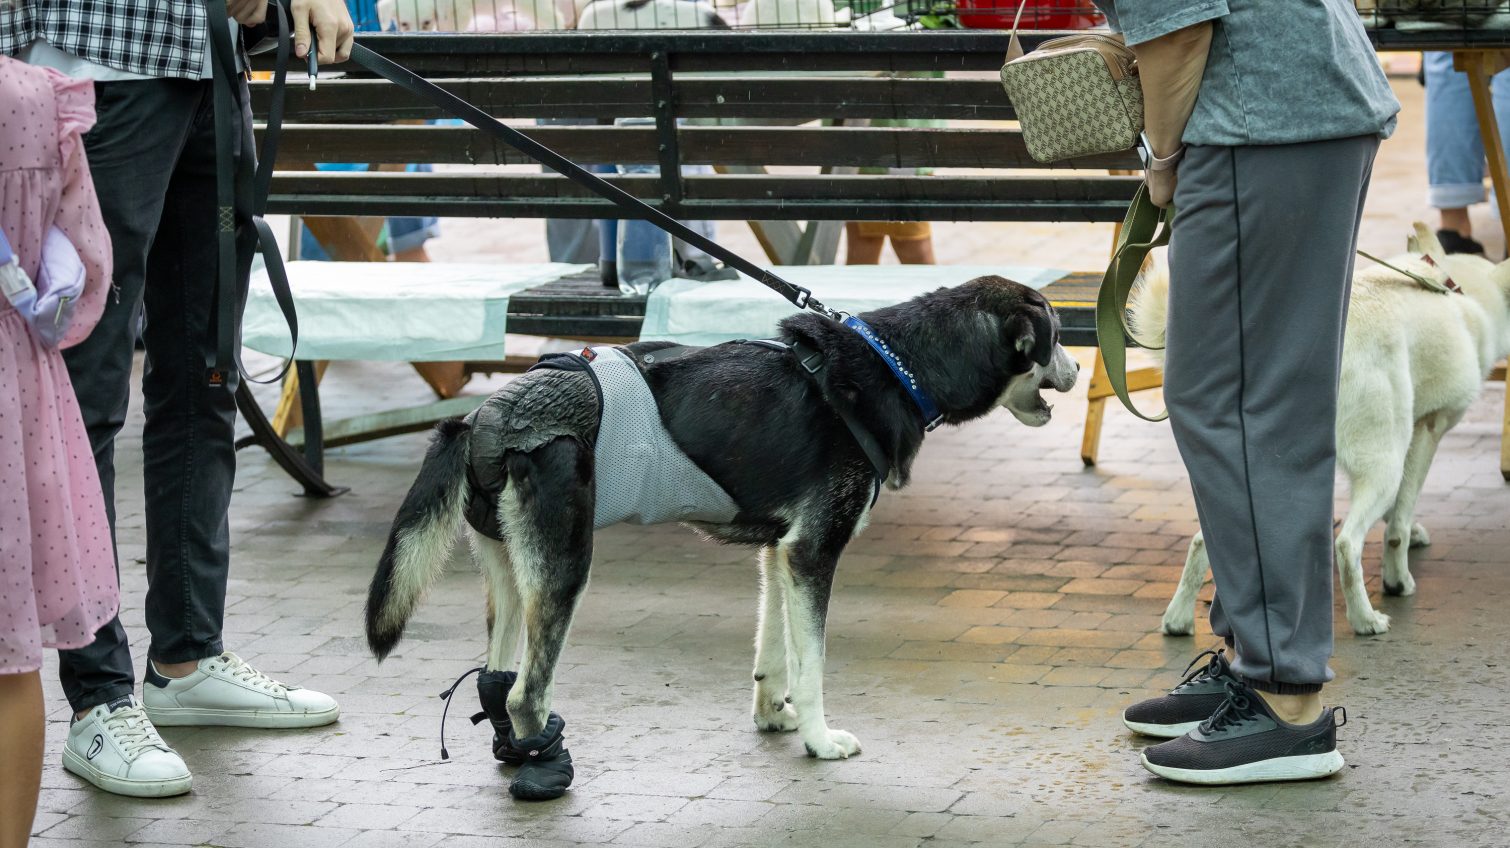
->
[1133, 224, 1510, 636]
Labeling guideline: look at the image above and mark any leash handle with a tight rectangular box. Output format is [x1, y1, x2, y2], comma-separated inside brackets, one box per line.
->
[205, 0, 300, 388]
[1095, 182, 1170, 423]
[345, 44, 840, 322]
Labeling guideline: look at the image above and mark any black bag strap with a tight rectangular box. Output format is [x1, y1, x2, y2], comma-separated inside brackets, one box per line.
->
[344, 43, 844, 324]
[204, 0, 299, 388]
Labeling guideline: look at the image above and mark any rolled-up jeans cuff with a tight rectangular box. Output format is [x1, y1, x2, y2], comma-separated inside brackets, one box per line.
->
[150, 640, 223, 666]
[1429, 181, 1488, 209]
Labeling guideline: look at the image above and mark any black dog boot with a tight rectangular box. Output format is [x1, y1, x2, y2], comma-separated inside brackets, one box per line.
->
[506, 713, 575, 801]
[475, 670, 523, 766]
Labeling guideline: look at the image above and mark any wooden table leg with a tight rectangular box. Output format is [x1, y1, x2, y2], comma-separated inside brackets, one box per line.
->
[1080, 348, 1112, 466]
[1456, 50, 1510, 480]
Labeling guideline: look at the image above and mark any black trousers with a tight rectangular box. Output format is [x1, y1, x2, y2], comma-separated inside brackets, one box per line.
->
[58, 77, 254, 712]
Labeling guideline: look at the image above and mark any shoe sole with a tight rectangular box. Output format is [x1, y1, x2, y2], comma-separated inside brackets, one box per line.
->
[1140, 750, 1345, 785]
[144, 704, 339, 729]
[1122, 717, 1202, 739]
[62, 747, 192, 798]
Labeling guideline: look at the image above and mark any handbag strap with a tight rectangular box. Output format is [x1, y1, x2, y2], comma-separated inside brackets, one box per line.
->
[1096, 182, 1171, 423]
[1005, 0, 1029, 61]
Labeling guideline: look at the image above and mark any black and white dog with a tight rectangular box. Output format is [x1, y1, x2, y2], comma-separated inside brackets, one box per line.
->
[365, 276, 1078, 799]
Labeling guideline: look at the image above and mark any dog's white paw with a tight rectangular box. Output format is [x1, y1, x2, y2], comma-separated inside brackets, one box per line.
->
[1349, 607, 1392, 636]
[754, 702, 799, 733]
[1382, 572, 1417, 597]
[804, 729, 861, 760]
[1409, 523, 1431, 549]
[1160, 611, 1195, 636]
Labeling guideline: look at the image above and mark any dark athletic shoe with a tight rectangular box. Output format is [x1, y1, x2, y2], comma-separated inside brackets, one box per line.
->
[1122, 649, 1240, 738]
[1436, 228, 1486, 256]
[1141, 681, 1346, 785]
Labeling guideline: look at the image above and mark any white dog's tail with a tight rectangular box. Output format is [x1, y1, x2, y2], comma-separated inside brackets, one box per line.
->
[365, 419, 471, 660]
[1125, 260, 1170, 366]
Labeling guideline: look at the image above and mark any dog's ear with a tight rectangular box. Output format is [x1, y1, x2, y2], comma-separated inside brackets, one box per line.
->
[1006, 305, 1056, 368]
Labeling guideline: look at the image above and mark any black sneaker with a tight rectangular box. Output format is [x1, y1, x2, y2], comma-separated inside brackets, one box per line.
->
[1122, 649, 1240, 738]
[1140, 681, 1346, 785]
[1436, 228, 1486, 256]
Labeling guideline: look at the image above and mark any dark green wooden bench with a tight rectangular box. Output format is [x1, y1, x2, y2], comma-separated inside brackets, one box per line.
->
[241, 31, 1137, 494]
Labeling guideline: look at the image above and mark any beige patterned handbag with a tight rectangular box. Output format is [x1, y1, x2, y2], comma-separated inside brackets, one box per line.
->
[998, 1, 1145, 164]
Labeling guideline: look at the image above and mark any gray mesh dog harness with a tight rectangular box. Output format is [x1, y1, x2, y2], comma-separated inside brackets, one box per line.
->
[463, 346, 739, 539]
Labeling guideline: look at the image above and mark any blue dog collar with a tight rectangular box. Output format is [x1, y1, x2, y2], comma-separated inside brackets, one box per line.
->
[843, 315, 943, 431]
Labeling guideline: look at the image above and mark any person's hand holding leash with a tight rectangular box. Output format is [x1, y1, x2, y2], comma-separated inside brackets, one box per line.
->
[291, 0, 355, 64]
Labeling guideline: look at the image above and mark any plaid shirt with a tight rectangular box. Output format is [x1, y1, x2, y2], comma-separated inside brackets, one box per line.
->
[0, 1, 210, 79]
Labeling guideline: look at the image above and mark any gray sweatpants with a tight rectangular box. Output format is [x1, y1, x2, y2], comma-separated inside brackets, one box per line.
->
[1165, 135, 1379, 692]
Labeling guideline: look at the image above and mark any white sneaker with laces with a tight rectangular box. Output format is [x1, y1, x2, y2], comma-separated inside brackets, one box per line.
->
[62, 695, 192, 797]
[142, 652, 340, 729]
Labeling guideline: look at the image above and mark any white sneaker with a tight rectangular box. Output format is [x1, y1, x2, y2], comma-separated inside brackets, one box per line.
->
[142, 652, 340, 729]
[63, 696, 192, 798]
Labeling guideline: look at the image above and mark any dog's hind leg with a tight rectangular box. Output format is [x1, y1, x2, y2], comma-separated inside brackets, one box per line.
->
[1161, 533, 1208, 636]
[1381, 413, 1455, 597]
[470, 529, 523, 671]
[752, 547, 798, 732]
[497, 438, 592, 801]
[773, 533, 860, 760]
[1336, 455, 1404, 637]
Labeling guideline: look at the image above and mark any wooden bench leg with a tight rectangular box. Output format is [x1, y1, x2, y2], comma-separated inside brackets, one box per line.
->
[1455, 51, 1510, 480]
[1081, 348, 1111, 467]
[272, 361, 329, 437]
[1498, 362, 1509, 481]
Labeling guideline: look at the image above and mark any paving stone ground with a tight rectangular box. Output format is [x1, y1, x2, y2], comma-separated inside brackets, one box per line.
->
[28, 75, 1510, 848]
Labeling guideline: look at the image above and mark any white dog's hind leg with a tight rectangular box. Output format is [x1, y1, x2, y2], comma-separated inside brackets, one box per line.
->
[1382, 414, 1453, 597]
[752, 547, 798, 732]
[773, 539, 859, 760]
[1161, 533, 1209, 636]
[470, 529, 524, 670]
[1336, 465, 1403, 636]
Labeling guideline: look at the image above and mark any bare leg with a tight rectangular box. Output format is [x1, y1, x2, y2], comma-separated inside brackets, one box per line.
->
[844, 223, 885, 265]
[1440, 207, 1472, 238]
[0, 671, 43, 848]
[891, 236, 936, 265]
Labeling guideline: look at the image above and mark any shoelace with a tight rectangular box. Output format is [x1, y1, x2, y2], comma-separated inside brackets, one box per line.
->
[1173, 648, 1227, 691]
[1199, 681, 1261, 735]
[437, 666, 485, 760]
[102, 704, 168, 759]
[217, 653, 288, 695]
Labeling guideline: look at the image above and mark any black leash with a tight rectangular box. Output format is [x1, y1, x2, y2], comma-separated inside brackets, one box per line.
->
[344, 43, 844, 324]
[205, 0, 300, 388]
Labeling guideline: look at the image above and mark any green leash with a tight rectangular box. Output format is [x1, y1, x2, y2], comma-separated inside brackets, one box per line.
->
[1097, 183, 1173, 423]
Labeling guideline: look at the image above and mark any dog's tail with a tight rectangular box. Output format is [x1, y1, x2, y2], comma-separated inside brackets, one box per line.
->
[365, 418, 472, 660]
[1126, 259, 1170, 366]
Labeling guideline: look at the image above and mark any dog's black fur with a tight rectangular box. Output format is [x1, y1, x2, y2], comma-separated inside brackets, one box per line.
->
[365, 275, 1074, 784]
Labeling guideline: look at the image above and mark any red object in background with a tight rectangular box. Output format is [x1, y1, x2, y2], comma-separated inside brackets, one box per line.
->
[956, 0, 1102, 30]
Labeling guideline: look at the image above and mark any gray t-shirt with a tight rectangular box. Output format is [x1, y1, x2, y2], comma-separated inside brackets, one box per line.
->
[1096, 0, 1399, 146]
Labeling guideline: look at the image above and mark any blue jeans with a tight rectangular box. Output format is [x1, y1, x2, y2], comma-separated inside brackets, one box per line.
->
[1425, 51, 1510, 209]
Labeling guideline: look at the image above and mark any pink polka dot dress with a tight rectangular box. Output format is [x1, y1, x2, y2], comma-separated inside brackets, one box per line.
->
[1, 56, 118, 675]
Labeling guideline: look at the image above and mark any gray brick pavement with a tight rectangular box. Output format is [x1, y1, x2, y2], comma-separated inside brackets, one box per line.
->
[27, 76, 1510, 848]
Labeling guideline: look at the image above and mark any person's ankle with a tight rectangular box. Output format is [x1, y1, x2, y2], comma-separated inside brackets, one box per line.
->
[1439, 208, 1472, 238]
[151, 659, 202, 680]
[1253, 689, 1324, 725]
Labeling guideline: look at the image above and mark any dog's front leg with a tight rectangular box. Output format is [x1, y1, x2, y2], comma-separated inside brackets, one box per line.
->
[1161, 533, 1208, 636]
[774, 539, 860, 760]
[752, 547, 798, 732]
